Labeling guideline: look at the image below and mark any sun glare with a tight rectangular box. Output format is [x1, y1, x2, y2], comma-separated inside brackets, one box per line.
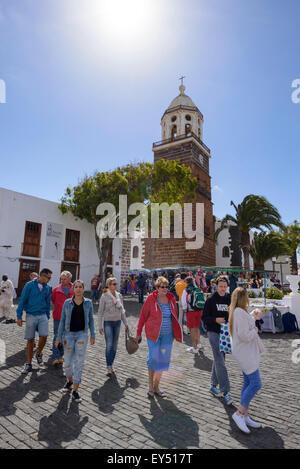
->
[87, 0, 156, 49]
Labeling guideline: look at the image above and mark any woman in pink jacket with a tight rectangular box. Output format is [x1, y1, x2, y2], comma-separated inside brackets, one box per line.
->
[136, 276, 182, 398]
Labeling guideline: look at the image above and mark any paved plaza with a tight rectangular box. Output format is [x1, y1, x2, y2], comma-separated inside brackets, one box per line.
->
[0, 298, 300, 450]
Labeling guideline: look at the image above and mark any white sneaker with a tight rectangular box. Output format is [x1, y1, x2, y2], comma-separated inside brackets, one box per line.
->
[245, 415, 262, 428]
[232, 412, 251, 434]
[186, 347, 198, 354]
[197, 343, 203, 350]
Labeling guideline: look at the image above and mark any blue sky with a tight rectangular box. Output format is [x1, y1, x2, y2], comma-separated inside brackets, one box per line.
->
[0, 0, 299, 228]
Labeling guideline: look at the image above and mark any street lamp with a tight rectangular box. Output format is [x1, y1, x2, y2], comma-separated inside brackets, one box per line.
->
[272, 257, 290, 285]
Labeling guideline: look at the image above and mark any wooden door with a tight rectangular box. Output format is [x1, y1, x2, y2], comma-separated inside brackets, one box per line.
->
[17, 259, 40, 296]
[64, 229, 80, 262]
[22, 221, 42, 257]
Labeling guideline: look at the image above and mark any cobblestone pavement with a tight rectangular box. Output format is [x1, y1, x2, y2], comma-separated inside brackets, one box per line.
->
[0, 298, 300, 449]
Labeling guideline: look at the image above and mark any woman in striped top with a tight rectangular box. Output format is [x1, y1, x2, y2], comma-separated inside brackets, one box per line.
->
[136, 276, 182, 399]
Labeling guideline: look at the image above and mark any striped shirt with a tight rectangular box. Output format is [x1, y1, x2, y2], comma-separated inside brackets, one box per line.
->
[157, 299, 173, 336]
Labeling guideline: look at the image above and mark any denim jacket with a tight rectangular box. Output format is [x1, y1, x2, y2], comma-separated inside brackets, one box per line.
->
[57, 297, 95, 341]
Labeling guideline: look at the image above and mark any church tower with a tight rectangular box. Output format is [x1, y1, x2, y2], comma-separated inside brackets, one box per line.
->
[143, 83, 216, 270]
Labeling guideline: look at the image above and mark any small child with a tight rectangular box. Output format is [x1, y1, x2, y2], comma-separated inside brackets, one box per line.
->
[252, 308, 264, 333]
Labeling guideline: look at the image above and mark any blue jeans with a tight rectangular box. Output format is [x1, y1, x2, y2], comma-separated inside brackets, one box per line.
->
[207, 331, 230, 393]
[138, 288, 145, 304]
[240, 369, 262, 409]
[147, 333, 174, 371]
[90, 290, 99, 301]
[52, 319, 64, 360]
[64, 331, 88, 384]
[104, 320, 121, 369]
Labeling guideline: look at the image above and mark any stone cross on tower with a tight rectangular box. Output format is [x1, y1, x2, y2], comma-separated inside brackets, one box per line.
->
[179, 76, 186, 94]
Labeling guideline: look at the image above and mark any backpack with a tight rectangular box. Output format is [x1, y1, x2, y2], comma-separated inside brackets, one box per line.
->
[187, 286, 205, 311]
[271, 307, 284, 333]
[282, 312, 300, 333]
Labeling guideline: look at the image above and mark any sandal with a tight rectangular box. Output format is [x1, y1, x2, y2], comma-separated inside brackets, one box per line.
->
[147, 388, 154, 398]
[106, 369, 113, 377]
[154, 390, 167, 398]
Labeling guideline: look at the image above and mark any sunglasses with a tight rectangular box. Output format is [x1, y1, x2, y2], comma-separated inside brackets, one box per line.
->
[159, 286, 168, 289]
[111, 283, 117, 286]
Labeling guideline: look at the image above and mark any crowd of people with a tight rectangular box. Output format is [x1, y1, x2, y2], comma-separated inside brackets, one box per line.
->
[4, 265, 268, 434]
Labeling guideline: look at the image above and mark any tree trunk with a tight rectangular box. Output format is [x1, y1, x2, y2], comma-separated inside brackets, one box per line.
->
[290, 251, 298, 275]
[241, 231, 250, 270]
[254, 263, 264, 272]
[94, 225, 112, 291]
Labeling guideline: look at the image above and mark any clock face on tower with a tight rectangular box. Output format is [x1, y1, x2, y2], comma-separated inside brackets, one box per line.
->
[199, 154, 204, 166]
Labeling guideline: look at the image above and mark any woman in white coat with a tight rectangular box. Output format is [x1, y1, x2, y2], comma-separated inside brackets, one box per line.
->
[229, 287, 265, 434]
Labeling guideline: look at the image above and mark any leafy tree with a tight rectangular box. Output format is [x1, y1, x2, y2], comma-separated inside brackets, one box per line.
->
[249, 231, 288, 271]
[215, 195, 283, 270]
[59, 160, 197, 286]
[281, 221, 300, 274]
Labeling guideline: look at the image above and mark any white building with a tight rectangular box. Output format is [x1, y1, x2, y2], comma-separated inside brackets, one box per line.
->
[215, 217, 292, 283]
[0, 187, 133, 294]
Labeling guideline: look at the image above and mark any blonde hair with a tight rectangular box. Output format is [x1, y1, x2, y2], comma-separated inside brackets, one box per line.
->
[73, 279, 84, 289]
[229, 287, 249, 337]
[61, 270, 72, 280]
[156, 276, 169, 287]
[103, 277, 117, 293]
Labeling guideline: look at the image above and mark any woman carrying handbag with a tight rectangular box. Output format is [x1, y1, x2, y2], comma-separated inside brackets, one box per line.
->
[98, 277, 128, 376]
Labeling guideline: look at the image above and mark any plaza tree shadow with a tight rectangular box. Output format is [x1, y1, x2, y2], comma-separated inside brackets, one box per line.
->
[222, 402, 285, 449]
[139, 398, 199, 449]
[92, 376, 140, 414]
[38, 394, 88, 449]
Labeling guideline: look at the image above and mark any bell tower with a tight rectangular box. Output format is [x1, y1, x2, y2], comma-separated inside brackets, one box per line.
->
[143, 83, 216, 270]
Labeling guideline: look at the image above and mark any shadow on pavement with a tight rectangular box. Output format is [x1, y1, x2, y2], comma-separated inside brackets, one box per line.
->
[0, 349, 27, 370]
[139, 397, 199, 449]
[260, 332, 300, 341]
[38, 393, 88, 449]
[193, 352, 213, 373]
[0, 354, 65, 416]
[92, 376, 140, 414]
[222, 402, 285, 449]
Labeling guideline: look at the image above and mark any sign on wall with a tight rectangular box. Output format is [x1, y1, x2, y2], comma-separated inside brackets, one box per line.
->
[44, 222, 63, 260]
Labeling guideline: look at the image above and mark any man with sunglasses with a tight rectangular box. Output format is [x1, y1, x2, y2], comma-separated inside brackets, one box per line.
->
[16, 268, 52, 374]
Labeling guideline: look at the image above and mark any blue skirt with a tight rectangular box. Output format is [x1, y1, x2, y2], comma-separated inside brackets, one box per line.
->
[147, 333, 174, 371]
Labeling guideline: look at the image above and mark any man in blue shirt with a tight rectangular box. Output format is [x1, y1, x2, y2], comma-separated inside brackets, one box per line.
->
[16, 268, 52, 374]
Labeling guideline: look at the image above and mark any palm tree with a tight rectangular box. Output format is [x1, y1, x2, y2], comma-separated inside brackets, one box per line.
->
[281, 221, 300, 274]
[249, 231, 288, 271]
[215, 195, 284, 270]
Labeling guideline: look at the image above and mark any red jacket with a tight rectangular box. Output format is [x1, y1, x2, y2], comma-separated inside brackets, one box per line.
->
[51, 283, 74, 321]
[137, 291, 182, 343]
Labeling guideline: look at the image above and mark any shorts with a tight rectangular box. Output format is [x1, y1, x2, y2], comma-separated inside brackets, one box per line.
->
[186, 310, 202, 329]
[25, 314, 49, 340]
